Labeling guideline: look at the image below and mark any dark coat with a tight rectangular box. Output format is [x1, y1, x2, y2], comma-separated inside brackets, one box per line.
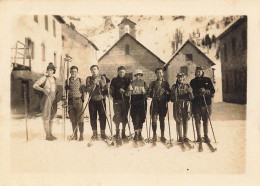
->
[110, 75, 131, 101]
[190, 75, 215, 106]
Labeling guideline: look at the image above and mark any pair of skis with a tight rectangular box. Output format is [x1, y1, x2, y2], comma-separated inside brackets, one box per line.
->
[198, 140, 217, 152]
[87, 135, 114, 147]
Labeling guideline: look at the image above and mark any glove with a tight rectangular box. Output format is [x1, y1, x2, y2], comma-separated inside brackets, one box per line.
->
[199, 88, 206, 95]
[119, 88, 125, 94]
[205, 90, 211, 95]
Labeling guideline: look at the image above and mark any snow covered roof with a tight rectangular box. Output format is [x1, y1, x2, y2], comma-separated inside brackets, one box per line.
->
[118, 18, 136, 26]
[164, 39, 215, 69]
[216, 16, 247, 40]
[98, 33, 165, 64]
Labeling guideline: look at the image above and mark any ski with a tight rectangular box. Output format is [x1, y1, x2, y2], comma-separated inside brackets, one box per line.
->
[178, 142, 186, 152]
[150, 138, 157, 147]
[132, 140, 139, 148]
[162, 140, 171, 149]
[184, 141, 194, 149]
[138, 139, 146, 147]
[114, 137, 122, 147]
[102, 137, 114, 147]
[87, 138, 94, 147]
[206, 142, 217, 152]
[198, 142, 203, 152]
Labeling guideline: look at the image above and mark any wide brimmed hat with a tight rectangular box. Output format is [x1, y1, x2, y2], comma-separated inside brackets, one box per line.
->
[134, 69, 143, 76]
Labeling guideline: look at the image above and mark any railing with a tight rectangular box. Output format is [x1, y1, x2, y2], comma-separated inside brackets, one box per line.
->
[11, 41, 31, 70]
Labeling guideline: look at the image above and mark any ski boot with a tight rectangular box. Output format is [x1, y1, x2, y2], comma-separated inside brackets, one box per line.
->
[160, 133, 167, 143]
[203, 135, 211, 143]
[46, 134, 54, 141]
[138, 133, 144, 141]
[133, 132, 138, 141]
[152, 133, 157, 142]
[183, 137, 190, 142]
[113, 130, 120, 140]
[178, 136, 184, 143]
[79, 133, 84, 141]
[121, 130, 127, 140]
[101, 130, 108, 140]
[91, 130, 98, 140]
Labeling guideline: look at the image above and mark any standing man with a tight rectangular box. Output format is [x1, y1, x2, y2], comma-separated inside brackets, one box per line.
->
[86, 65, 107, 140]
[170, 73, 194, 143]
[148, 68, 170, 143]
[33, 62, 58, 141]
[110, 66, 131, 140]
[66, 66, 85, 141]
[190, 66, 215, 142]
[128, 69, 148, 141]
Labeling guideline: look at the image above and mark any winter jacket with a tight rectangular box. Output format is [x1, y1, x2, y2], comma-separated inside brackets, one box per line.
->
[170, 81, 194, 102]
[190, 75, 215, 106]
[86, 75, 106, 101]
[110, 75, 131, 101]
[148, 78, 170, 101]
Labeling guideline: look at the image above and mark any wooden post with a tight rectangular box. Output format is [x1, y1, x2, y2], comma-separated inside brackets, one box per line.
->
[23, 82, 28, 141]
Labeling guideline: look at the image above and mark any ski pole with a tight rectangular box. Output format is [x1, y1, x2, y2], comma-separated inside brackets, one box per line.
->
[107, 85, 113, 136]
[121, 94, 132, 138]
[190, 101, 197, 144]
[23, 82, 29, 141]
[167, 102, 173, 146]
[174, 93, 179, 142]
[202, 94, 217, 143]
[148, 100, 153, 143]
[98, 88, 113, 137]
[68, 85, 96, 140]
[144, 97, 149, 143]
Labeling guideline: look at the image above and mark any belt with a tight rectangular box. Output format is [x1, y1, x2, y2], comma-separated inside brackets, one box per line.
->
[69, 97, 81, 100]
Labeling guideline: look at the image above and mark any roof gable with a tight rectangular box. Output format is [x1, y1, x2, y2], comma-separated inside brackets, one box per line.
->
[164, 40, 215, 69]
[98, 33, 165, 64]
[216, 16, 247, 40]
[118, 18, 136, 26]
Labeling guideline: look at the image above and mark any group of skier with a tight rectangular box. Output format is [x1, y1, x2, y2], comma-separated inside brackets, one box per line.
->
[33, 62, 216, 151]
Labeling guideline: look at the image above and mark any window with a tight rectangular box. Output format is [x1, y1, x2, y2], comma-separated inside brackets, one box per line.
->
[224, 43, 228, 63]
[45, 15, 48, 31]
[125, 44, 130, 55]
[232, 37, 236, 56]
[185, 54, 193, 61]
[53, 20, 56, 37]
[62, 35, 65, 47]
[41, 43, 45, 61]
[54, 52, 57, 66]
[180, 66, 188, 75]
[34, 15, 38, 23]
[25, 38, 34, 59]
[241, 30, 247, 50]
[125, 25, 130, 33]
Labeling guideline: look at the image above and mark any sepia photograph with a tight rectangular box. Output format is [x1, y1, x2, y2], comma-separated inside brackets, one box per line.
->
[9, 14, 246, 172]
[0, 1, 260, 186]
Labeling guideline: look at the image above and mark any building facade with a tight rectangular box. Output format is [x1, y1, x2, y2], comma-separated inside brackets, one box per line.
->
[62, 23, 98, 81]
[216, 16, 247, 104]
[98, 18, 165, 84]
[10, 15, 64, 115]
[164, 40, 215, 87]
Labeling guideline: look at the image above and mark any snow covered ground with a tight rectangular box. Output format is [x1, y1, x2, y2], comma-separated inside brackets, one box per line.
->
[9, 101, 246, 177]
